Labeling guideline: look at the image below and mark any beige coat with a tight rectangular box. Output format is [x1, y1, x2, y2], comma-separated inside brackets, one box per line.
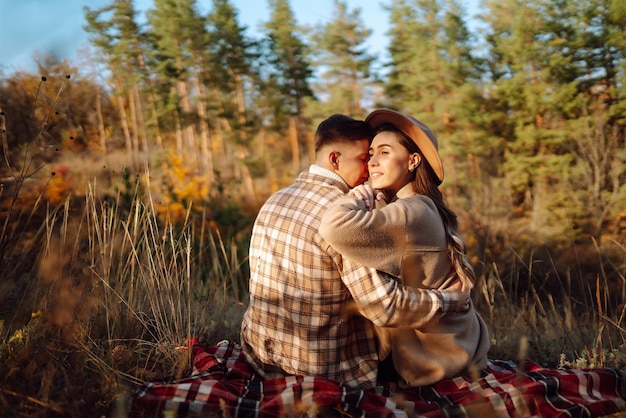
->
[319, 184, 490, 386]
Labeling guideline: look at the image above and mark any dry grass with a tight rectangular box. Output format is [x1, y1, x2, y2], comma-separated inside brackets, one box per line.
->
[0, 169, 247, 416]
[474, 244, 626, 375]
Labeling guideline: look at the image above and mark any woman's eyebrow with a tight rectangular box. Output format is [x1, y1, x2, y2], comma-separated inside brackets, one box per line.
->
[370, 143, 393, 150]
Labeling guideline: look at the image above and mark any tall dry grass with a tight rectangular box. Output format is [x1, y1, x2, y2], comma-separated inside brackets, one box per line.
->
[0, 171, 248, 416]
[475, 245, 626, 372]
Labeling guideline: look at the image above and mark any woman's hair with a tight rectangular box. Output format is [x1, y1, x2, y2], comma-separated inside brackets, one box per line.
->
[376, 123, 476, 288]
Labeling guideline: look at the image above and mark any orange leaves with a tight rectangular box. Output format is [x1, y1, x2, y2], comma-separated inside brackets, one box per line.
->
[44, 166, 71, 205]
[156, 151, 211, 222]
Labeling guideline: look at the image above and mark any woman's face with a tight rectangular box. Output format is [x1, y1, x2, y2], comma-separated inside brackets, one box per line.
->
[368, 131, 419, 196]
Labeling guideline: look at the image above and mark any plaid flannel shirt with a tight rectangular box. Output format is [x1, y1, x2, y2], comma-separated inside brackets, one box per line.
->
[240, 168, 462, 390]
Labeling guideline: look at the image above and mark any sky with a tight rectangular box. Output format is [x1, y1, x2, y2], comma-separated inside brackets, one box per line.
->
[0, 0, 481, 74]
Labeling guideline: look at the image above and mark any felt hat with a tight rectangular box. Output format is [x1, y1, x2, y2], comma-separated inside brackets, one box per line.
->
[365, 108, 444, 184]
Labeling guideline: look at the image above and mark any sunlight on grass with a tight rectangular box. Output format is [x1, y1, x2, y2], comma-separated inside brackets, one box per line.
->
[0, 169, 247, 415]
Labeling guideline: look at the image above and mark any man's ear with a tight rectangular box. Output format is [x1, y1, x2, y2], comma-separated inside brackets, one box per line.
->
[328, 151, 339, 169]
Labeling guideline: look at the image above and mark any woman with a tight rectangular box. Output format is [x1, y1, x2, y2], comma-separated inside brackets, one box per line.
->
[319, 108, 490, 387]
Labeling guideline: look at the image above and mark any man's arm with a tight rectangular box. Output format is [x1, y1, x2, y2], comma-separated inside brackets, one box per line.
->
[338, 255, 469, 329]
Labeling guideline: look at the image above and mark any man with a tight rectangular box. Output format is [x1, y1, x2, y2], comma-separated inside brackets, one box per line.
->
[240, 114, 469, 390]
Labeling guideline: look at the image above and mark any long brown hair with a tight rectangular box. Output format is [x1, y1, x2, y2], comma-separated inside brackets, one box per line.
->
[376, 123, 476, 288]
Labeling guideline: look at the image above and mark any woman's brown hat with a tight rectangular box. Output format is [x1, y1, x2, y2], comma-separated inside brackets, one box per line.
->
[365, 108, 444, 184]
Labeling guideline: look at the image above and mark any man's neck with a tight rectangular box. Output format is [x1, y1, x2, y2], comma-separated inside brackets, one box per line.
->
[309, 164, 347, 187]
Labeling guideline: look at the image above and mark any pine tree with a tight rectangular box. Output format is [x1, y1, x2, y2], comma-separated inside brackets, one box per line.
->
[146, 0, 208, 169]
[310, 0, 375, 116]
[261, 0, 314, 173]
[205, 0, 259, 203]
[84, 0, 156, 165]
[481, 0, 626, 241]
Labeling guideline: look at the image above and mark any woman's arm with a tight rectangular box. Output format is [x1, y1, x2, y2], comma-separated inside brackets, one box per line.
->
[320, 195, 408, 277]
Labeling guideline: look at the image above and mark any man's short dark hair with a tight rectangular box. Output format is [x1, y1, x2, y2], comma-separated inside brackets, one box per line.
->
[314, 114, 375, 153]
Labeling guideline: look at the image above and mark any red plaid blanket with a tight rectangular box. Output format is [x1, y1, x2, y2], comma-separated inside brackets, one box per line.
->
[130, 339, 626, 417]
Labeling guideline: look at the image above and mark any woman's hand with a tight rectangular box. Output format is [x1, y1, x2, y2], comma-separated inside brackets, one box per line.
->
[348, 184, 385, 211]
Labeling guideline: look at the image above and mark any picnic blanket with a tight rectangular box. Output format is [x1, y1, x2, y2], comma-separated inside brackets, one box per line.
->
[130, 339, 626, 417]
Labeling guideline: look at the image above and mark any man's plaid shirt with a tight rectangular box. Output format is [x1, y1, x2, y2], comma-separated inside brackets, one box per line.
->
[240, 168, 461, 390]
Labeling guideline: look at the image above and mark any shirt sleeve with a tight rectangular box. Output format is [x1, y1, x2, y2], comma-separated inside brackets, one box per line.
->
[325, 240, 464, 329]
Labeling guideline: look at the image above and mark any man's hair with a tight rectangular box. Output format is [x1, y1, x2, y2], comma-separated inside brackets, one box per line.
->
[314, 114, 375, 153]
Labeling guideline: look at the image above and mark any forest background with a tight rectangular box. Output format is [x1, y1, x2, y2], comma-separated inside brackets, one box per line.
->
[1, 0, 626, 416]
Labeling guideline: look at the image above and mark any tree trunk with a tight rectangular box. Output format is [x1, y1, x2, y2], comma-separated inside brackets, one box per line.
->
[95, 86, 107, 155]
[213, 121, 227, 176]
[174, 109, 183, 158]
[127, 89, 140, 161]
[134, 37, 163, 149]
[193, 74, 214, 185]
[177, 79, 198, 170]
[115, 92, 133, 165]
[0, 101, 10, 169]
[288, 116, 299, 174]
[133, 85, 148, 155]
[236, 144, 257, 206]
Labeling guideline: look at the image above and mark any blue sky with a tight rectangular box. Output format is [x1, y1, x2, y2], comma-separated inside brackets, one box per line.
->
[0, 0, 481, 74]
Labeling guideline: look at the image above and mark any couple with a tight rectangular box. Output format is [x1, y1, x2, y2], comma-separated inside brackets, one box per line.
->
[240, 109, 490, 390]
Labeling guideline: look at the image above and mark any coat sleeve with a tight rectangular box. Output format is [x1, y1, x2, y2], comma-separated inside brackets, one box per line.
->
[319, 195, 409, 277]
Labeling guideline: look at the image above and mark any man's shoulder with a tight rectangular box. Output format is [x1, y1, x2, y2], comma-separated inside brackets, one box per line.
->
[257, 175, 345, 221]
[270, 172, 346, 199]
